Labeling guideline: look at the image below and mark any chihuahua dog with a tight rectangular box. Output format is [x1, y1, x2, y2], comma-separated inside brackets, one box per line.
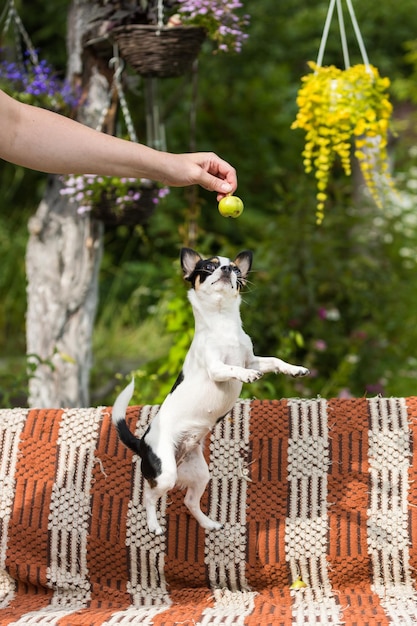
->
[112, 248, 309, 534]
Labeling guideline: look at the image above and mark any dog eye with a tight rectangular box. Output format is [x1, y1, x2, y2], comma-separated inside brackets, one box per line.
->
[205, 263, 217, 273]
[232, 266, 241, 275]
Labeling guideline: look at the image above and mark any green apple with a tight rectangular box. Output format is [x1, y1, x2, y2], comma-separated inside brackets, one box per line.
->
[218, 195, 244, 218]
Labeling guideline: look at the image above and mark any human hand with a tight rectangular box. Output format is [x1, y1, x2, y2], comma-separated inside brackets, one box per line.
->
[161, 152, 237, 201]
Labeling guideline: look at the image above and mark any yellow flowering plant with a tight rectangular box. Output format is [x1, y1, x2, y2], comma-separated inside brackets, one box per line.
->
[292, 61, 395, 224]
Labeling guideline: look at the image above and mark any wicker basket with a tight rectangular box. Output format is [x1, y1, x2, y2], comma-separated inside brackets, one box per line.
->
[91, 184, 158, 226]
[112, 25, 206, 77]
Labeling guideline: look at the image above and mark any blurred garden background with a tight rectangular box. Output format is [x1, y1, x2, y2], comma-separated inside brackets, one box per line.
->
[1, 0, 417, 406]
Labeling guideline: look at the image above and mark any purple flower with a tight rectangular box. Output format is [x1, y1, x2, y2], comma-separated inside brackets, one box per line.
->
[60, 174, 170, 215]
[0, 51, 80, 111]
[318, 307, 328, 320]
[313, 339, 327, 352]
[177, 0, 249, 53]
[317, 307, 341, 321]
[338, 388, 353, 399]
[366, 382, 385, 396]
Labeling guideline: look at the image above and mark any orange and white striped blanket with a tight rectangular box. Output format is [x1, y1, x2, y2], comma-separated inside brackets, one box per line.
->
[1, 397, 417, 625]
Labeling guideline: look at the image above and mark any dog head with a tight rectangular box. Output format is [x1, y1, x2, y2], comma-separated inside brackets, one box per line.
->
[180, 248, 252, 298]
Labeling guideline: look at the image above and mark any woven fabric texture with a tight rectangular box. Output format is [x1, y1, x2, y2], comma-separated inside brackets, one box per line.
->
[1, 398, 417, 625]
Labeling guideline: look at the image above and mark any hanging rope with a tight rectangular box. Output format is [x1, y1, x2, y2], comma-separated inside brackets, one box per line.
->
[316, 0, 336, 68]
[345, 0, 370, 67]
[96, 46, 138, 144]
[336, 0, 350, 69]
[316, 0, 370, 70]
[157, 0, 164, 31]
[0, 1, 9, 26]
[144, 77, 166, 151]
[1, 0, 39, 66]
[110, 50, 138, 143]
[94, 87, 114, 134]
[185, 58, 201, 248]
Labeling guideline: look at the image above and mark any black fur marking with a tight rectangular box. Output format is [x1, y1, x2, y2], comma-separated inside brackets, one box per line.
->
[115, 420, 141, 455]
[138, 435, 162, 486]
[181, 248, 252, 290]
[187, 257, 221, 287]
[116, 420, 162, 487]
[170, 370, 184, 394]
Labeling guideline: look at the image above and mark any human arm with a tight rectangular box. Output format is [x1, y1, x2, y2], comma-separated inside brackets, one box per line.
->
[0, 89, 237, 199]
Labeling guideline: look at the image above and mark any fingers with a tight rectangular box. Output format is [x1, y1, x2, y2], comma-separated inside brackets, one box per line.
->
[190, 152, 237, 199]
[198, 170, 234, 200]
[158, 151, 237, 198]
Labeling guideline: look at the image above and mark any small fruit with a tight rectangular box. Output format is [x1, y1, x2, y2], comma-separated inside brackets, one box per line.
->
[218, 195, 244, 218]
[290, 576, 308, 590]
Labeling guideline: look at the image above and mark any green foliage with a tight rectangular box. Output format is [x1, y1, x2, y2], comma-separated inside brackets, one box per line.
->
[8, 0, 69, 69]
[0, 352, 54, 407]
[391, 40, 417, 103]
[120, 282, 194, 405]
[3, 0, 417, 406]
[0, 165, 44, 352]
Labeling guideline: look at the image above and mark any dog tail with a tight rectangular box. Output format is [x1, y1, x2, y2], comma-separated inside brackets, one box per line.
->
[112, 378, 141, 455]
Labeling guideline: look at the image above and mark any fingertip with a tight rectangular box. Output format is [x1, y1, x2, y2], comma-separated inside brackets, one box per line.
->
[220, 182, 233, 193]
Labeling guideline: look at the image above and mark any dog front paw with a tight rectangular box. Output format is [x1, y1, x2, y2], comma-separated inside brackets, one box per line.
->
[239, 368, 263, 384]
[290, 366, 310, 378]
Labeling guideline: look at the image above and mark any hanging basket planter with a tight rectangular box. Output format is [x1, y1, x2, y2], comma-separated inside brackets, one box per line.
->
[60, 175, 170, 227]
[291, 0, 396, 224]
[111, 25, 206, 78]
[89, 180, 161, 226]
[292, 61, 394, 223]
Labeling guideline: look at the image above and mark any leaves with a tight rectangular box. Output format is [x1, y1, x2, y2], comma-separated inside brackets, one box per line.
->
[292, 62, 395, 223]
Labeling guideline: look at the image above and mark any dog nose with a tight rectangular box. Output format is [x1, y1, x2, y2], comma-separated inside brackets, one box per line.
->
[221, 265, 232, 273]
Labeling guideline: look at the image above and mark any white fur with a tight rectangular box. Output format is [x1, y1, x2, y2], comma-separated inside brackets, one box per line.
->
[112, 377, 135, 422]
[112, 251, 309, 534]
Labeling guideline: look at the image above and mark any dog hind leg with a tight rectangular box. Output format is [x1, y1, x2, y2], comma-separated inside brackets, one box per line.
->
[143, 464, 177, 535]
[178, 446, 222, 531]
[143, 481, 163, 535]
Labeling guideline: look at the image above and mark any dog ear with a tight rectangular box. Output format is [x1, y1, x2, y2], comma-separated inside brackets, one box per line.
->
[180, 248, 202, 280]
[234, 250, 252, 279]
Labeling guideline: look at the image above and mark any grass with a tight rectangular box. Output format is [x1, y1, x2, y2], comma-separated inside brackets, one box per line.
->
[90, 314, 172, 406]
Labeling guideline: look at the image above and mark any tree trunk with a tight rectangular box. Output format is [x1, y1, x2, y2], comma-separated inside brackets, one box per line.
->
[25, 1, 111, 407]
